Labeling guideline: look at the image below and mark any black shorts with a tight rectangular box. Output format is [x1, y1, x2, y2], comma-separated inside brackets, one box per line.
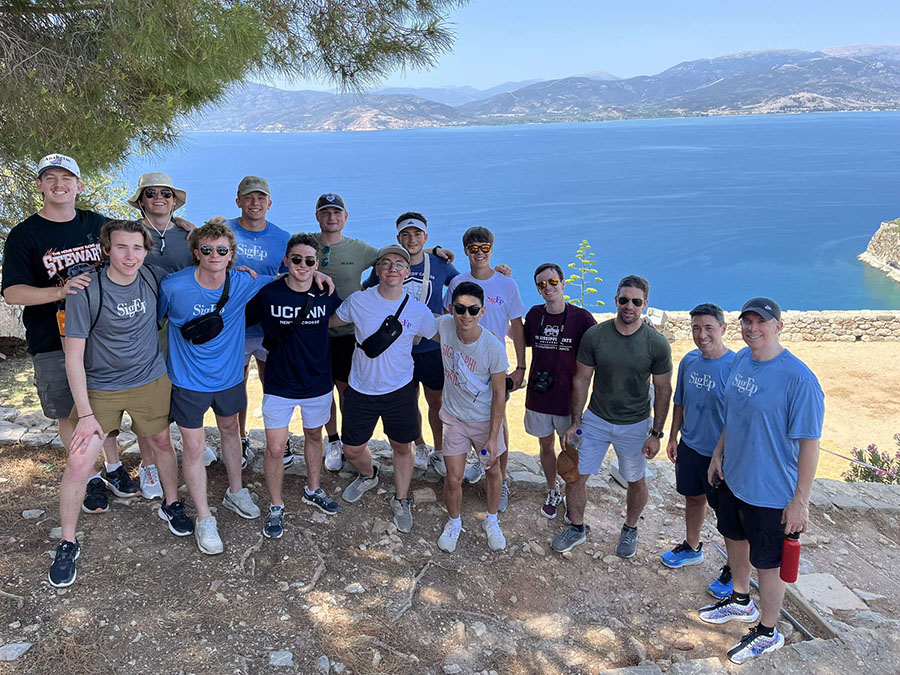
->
[330, 334, 356, 383]
[342, 380, 420, 446]
[714, 482, 785, 570]
[170, 381, 247, 429]
[675, 441, 715, 500]
[413, 348, 444, 391]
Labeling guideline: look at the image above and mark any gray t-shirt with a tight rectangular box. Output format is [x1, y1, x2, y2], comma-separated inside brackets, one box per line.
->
[144, 222, 193, 274]
[65, 267, 168, 391]
[313, 233, 379, 337]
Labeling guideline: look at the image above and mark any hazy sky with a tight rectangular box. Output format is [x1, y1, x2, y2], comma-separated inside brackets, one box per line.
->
[260, 0, 899, 91]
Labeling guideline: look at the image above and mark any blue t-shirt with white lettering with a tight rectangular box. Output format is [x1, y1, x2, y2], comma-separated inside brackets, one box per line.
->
[246, 277, 342, 400]
[226, 218, 291, 338]
[364, 252, 459, 353]
[159, 267, 273, 392]
[722, 347, 825, 509]
[673, 348, 735, 456]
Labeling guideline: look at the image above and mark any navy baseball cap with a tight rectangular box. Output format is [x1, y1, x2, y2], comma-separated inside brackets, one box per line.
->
[316, 193, 345, 212]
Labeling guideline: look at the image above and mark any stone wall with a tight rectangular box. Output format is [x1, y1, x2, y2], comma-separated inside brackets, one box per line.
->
[859, 217, 900, 284]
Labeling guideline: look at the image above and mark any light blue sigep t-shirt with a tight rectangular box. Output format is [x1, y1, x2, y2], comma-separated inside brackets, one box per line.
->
[226, 218, 291, 338]
[159, 267, 273, 392]
[722, 347, 825, 509]
[673, 348, 736, 457]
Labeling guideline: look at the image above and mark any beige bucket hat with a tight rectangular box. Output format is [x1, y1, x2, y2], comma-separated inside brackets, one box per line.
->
[127, 172, 187, 210]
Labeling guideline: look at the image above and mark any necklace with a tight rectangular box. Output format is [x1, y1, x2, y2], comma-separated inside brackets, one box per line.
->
[144, 217, 170, 253]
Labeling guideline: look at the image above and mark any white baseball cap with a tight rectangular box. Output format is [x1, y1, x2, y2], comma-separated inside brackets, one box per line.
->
[37, 154, 81, 179]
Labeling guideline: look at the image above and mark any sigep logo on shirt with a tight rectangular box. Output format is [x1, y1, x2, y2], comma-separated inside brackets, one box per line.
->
[730, 372, 759, 397]
[486, 294, 505, 306]
[192, 303, 218, 317]
[116, 298, 147, 318]
[238, 244, 267, 261]
[689, 371, 716, 391]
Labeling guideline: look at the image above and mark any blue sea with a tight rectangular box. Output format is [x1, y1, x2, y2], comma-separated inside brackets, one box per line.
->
[121, 112, 900, 311]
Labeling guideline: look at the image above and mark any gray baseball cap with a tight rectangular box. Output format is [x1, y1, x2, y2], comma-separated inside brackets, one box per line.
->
[237, 176, 271, 196]
[739, 297, 781, 321]
[377, 244, 410, 263]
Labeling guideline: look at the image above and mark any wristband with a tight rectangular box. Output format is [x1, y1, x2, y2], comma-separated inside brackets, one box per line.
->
[433, 245, 442, 254]
[515, 366, 526, 371]
[78, 413, 94, 419]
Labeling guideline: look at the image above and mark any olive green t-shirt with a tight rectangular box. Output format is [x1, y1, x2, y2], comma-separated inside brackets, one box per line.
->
[577, 319, 673, 425]
[313, 233, 379, 337]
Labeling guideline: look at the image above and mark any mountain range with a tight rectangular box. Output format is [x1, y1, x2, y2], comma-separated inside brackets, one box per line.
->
[184, 45, 900, 133]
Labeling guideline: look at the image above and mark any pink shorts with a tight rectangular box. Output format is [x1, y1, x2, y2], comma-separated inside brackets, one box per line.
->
[439, 409, 507, 458]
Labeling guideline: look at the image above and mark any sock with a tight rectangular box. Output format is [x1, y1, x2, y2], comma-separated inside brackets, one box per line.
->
[756, 623, 775, 636]
[449, 516, 462, 527]
[572, 523, 586, 533]
[623, 524, 637, 532]
[104, 462, 122, 473]
[328, 433, 340, 443]
[90, 472, 102, 481]
[732, 592, 750, 605]
[304, 486, 317, 497]
[485, 512, 498, 525]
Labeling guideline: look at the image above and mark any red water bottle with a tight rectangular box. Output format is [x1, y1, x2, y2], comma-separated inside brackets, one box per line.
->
[780, 532, 801, 583]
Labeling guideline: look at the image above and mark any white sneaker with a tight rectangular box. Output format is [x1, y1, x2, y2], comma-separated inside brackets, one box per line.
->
[139, 464, 163, 500]
[203, 445, 218, 467]
[463, 454, 485, 484]
[413, 443, 431, 471]
[222, 487, 261, 519]
[429, 449, 447, 478]
[438, 519, 465, 553]
[324, 439, 344, 472]
[195, 516, 223, 555]
[482, 518, 506, 551]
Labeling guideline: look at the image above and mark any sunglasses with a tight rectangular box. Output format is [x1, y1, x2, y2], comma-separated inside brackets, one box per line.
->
[617, 296, 644, 307]
[536, 278, 561, 290]
[290, 255, 317, 267]
[321, 246, 330, 267]
[199, 245, 231, 257]
[453, 303, 482, 316]
[143, 188, 173, 199]
[466, 244, 492, 254]
[378, 259, 410, 271]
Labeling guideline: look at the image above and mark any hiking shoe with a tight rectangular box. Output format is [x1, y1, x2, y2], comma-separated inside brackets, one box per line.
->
[240, 437, 252, 470]
[263, 505, 285, 539]
[102, 465, 140, 497]
[324, 439, 344, 472]
[222, 487, 261, 519]
[727, 626, 784, 664]
[282, 439, 294, 467]
[302, 488, 341, 515]
[708, 565, 734, 599]
[342, 465, 379, 503]
[551, 525, 587, 553]
[541, 489, 563, 519]
[429, 449, 447, 478]
[81, 477, 109, 513]
[616, 525, 638, 558]
[413, 442, 431, 471]
[438, 520, 464, 553]
[48, 540, 80, 588]
[139, 464, 163, 500]
[699, 595, 760, 624]
[498, 480, 510, 513]
[158, 500, 194, 536]
[195, 516, 223, 555]
[203, 445, 218, 467]
[391, 496, 413, 533]
[661, 540, 704, 568]
[463, 455, 484, 484]
[482, 518, 507, 551]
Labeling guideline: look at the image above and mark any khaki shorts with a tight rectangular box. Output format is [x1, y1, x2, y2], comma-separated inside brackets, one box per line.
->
[70, 375, 172, 437]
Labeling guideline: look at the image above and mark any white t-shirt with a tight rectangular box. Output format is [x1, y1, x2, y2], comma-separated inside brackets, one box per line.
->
[336, 286, 437, 395]
[437, 315, 509, 422]
[444, 271, 526, 341]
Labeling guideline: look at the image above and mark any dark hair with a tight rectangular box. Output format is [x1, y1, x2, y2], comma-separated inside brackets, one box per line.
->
[285, 232, 320, 256]
[690, 303, 725, 326]
[534, 262, 564, 282]
[616, 274, 649, 298]
[189, 221, 237, 269]
[396, 211, 427, 226]
[452, 281, 484, 305]
[462, 226, 494, 247]
[100, 219, 152, 254]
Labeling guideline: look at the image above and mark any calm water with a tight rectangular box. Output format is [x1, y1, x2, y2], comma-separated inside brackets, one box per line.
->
[122, 112, 900, 310]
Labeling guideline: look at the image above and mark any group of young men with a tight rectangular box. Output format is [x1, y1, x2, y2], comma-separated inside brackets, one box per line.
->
[2, 153, 825, 666]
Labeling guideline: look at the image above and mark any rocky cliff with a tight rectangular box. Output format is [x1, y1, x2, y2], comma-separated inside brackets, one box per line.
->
[859, 217, 900, 283]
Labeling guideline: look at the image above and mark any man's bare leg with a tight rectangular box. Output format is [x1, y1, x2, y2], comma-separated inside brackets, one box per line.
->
[390, 439, 413, 500]
[179, 426, 211, 519]
[59, 434, 106, 541]
[264, 426, 289, 506]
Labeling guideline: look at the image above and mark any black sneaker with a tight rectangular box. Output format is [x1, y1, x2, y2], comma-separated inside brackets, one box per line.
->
[241, 436, 252, 470]
[302, 488, 341, 515]
[82, 477, 110, 513]
[263, 505, 285, 539]
[102, 466, 140, 498]
[283, 440, 294, 467]
[158, 500, 194, 536]
[48, 540, 80, 587]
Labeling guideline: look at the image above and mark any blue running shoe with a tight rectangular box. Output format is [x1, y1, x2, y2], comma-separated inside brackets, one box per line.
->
[660, 540, 703, 568]
[707, 564, 734, 599]
[726, 626, 784, 664]
[699, 595, 760, 625]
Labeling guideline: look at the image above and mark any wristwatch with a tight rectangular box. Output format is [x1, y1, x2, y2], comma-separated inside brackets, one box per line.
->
[648, 429, 665, 440]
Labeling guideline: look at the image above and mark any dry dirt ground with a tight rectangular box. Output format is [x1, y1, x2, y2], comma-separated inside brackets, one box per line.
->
[1, 338, 899, 674]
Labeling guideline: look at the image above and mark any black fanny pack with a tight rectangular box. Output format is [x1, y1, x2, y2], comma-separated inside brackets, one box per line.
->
[357, 294, 409, 358]
[180, 273, 231, 345]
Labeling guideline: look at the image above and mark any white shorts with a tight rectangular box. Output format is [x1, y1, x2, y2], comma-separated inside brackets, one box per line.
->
[523, 409, 571, 439]
[577, 410, 651, 482]
[244, 336, 268, 365]
[262, 392, 332, 430]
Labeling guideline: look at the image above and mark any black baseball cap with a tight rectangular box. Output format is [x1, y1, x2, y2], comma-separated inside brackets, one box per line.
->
[739, 297, 781, 321]
[316, 193, 346, 212]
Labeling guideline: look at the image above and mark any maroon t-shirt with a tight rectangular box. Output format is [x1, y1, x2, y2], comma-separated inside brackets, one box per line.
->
[524, 303, 596, 416]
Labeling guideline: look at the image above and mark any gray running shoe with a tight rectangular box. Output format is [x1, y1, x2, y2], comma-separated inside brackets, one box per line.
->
[324, 439, 344, 472]
[342, 465, 379, 503]
[413, 443, 431, 471]
[222, 487, 261, 519]
[438, 519, 464, 553]
[263, 504, 285, 539]
[498, 480, 510, 512]
[203, 445, 218, 467]
[616, 525, 638, 558]
[302, 488, 341, 515]
[429, 449, 447, 478]
[482, 518, 507, 551]
[551, 525, 587, 553]
[195, 516, 224, 555]
[391, 496, 413, 533]
[463, 454, 484, 484]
